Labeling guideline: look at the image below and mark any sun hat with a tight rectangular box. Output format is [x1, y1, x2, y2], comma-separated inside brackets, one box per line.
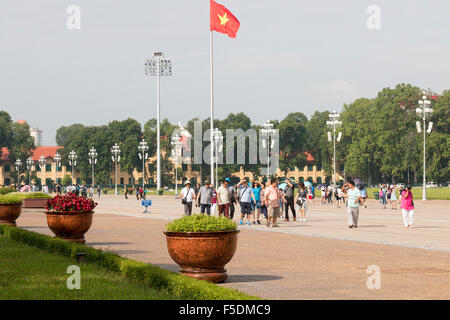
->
[185, 181, 191, 185]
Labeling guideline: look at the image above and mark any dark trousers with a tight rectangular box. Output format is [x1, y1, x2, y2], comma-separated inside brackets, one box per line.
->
[285, 197, 296, 219]
[200, 204, 211, 215]
[229, 202, 235, 219]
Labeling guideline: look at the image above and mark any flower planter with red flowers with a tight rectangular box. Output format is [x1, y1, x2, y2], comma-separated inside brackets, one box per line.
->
[45, 193, 97, 244]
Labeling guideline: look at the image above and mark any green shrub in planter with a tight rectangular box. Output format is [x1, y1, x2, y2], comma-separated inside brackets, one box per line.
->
[102, 189, 108, 195]
[166, 214, 237, 232]
[157, 189, 164, 195]
[8, 192, 51, 199]
[0, 196, 23, 205]
[0, 187, 16, 195]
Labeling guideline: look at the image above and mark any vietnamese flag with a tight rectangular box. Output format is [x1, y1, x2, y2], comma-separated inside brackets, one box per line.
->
[210, 0, 240, 38]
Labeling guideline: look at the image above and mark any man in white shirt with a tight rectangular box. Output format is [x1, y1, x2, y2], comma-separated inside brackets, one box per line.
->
[217, 180, 231, 218]
[179, 181, 196, 215]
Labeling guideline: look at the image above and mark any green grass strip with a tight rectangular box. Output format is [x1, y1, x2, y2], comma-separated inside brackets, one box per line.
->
[0, 225, 259, 300]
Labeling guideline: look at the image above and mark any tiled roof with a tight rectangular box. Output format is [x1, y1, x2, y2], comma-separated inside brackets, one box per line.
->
[0, 146, 64, 162]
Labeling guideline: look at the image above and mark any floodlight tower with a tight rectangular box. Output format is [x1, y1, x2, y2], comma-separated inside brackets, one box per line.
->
[145, 52, 172, 191]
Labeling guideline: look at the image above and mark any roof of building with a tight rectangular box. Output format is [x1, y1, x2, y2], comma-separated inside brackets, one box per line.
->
[304, 151, 315, 162]
[0, 146, 63, 162]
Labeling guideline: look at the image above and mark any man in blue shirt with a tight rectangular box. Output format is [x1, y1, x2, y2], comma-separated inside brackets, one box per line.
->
[236, 179, 256, 226]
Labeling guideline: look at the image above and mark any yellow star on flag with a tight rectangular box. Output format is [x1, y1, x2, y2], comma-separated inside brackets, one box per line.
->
[218, 13, 230, 26]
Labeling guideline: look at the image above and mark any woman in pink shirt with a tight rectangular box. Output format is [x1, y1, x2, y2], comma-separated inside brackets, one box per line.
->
[400, 184, 415, 228]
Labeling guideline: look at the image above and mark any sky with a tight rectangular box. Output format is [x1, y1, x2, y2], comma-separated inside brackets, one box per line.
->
[1, 0, 449, 146]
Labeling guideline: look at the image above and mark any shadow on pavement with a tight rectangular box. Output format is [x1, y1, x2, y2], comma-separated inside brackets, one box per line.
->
[226, 274, 283, 283]
[87, 241, 132, 246]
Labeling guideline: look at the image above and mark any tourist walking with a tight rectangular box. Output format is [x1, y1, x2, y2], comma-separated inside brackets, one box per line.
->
[390, 186, 398, 210]
[251, 181, 262, 224]
[197, 181, 213, 215]
[260, 182, 268, 220]
[359, 186, 367, 208]
[307, 186, 314, 206]
[264, 178, 281, 227]
[343, 181, 361, 228]
[225, 178, 236, 219]
[217, 180, 231, 218]
[97, 185, 101, 198]
[180, 181, 196, 215]
[295, 182, 308, 222]
[237, 179, 256, 225]
[379, 185, 387, 209]
[400, 184, 414, 228]
[282, 180, 296, 221]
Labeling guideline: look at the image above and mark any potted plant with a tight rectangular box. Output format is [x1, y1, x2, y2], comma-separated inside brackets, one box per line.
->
[157, 189, 164, 195]
[164, 215, 239, 283]
[0, 196, 22, 226]
[14, 192, 52, 208]
[45, 193, 97, 244]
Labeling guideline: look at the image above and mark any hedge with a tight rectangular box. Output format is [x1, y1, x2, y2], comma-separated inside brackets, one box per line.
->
[0, 187, 16, 195]
[0, 225, 259, 300]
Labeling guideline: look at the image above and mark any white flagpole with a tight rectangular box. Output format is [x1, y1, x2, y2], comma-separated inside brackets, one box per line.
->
[210, 30, 214, 188]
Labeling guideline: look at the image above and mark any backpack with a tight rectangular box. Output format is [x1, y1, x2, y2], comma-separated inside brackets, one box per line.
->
[379, 190, 384, 197]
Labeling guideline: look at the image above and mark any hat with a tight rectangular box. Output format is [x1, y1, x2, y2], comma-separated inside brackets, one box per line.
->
[204, 180, 209, 185]
[225, 178, 231, 182]
[185, 181, 191, 185]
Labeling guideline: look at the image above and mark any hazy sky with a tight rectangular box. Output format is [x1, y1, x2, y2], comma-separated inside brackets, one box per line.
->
[1, 0, 449, 145]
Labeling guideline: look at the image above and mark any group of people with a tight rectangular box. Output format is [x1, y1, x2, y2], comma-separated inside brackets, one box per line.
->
[179, 178, 416, 229]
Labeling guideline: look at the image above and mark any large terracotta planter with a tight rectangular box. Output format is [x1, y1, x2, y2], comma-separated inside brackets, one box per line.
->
[0, 204, 22, 226]
[164, 230, 239, 283]
[23, 198, 49, 208]
[46, 212, 93, 244]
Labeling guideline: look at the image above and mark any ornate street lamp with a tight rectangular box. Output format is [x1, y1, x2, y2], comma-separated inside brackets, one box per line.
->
[138, 139, 149, 188]
[261, 120, 276, 177]
[171, 135, 183, 196]
[26, 157, 34, 187]
[327, 111, 342, 187]
[111, 143, 121, 195]
[15, 159, 22, 187]
[88, 147, 98, 188]
[416, 92, 433, 200]
[39, 155, 46, 189]
[54, 152, 61, 187]
[68, 150, 77, 185]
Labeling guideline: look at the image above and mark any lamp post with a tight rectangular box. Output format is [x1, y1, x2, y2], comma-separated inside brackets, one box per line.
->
[138, 139, 149, 188]
[26, 157, 33, 187]
[54, 152, 61, 192]
[111, 143, 121, 195]
[68, 150, 77, 185]
[261, 121, 275, 178]
[171, 135, 183, 196]
[416, 93, 433, 201]
[213, 128, 223, 190]
[39, 155, 46, 190]
[327, 111, 342, 187]
[88, 147, 98, 189]
[145, 52, 172, 191]
[15, 159, 22, 188]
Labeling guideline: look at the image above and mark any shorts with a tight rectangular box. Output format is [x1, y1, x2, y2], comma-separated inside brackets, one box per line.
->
[240, 202, 252, 215]
[297, 200, 307, 209]
[268, 206, 280, 218]
[251, 201, 261, 211]
[308, 195, 312, 200]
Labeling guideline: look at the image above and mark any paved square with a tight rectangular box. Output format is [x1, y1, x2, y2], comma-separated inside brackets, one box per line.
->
[17, 195, 450, 299]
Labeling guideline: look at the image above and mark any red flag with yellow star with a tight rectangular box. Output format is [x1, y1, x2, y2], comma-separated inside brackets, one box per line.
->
[210, 0, 240, 38]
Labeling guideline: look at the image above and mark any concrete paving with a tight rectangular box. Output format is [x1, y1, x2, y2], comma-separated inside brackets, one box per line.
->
[16, 194, 450, 299]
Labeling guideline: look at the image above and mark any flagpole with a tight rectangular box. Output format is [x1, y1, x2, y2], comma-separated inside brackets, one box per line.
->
[210, 30, 215, 188]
